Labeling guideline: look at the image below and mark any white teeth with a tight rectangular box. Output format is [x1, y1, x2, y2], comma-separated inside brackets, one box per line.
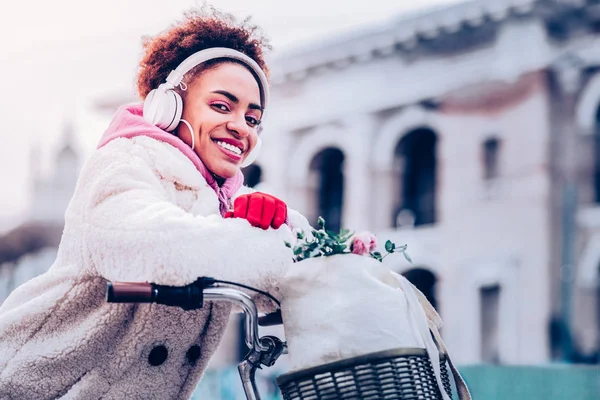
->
[215, 140, 242, 155]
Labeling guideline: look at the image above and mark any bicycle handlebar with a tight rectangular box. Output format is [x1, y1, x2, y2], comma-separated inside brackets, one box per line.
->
[106, 278, 214, 310]
[105, 278, 272, 353]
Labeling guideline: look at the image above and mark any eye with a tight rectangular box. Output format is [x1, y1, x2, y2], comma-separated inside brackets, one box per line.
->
[211, 102, 230, 112]
[245, 116, 261, 127]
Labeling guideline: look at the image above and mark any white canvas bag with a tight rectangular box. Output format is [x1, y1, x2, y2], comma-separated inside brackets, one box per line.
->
[279, 254, 471, 400]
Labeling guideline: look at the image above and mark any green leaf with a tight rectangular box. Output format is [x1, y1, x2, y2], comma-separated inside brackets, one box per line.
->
[284, 241, 291, 248]
[330, 243, 347, 255]
[297, 231, 305, 240]
[317, 217, 325, 230]
[293, 247, 303, 256]
[370, 251, 383, 262]
[339, 230, 355, 242]
[403, 251, 413, 264]
[324, 238, 336, 248]
[385, 240, 395, 253]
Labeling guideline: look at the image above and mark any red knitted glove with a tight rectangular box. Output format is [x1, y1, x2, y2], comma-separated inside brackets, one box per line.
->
[224, 192, 287, 230]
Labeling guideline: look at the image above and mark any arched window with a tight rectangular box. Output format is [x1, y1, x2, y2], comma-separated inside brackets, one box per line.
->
[594, 106, 600, 203]
[309, 148, 345, 232]
[242, 165, 262, 188]
[482, 137, 501, 181]
[402, 267, 438, 311]
[393, 128, 437, 227]
[480, 284, 501, 364]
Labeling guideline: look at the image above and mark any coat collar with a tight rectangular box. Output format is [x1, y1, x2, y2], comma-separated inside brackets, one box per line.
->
[97, 103, 244, 214]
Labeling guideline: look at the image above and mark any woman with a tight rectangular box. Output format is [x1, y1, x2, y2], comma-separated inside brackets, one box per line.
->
[0, 8, 309, 399]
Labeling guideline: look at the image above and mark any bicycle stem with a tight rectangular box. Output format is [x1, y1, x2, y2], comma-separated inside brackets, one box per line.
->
[204, 288, 269, 353]
[238, 351, 262, 400]
[205, 288, 287, 400]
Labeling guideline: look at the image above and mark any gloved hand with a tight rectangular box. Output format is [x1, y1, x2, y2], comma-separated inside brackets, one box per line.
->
[224, 192, 287, 230]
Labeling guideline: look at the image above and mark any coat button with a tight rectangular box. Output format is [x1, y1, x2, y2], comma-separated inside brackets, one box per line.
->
[148, 345, 168, 366]
[186, 345, 201, 365]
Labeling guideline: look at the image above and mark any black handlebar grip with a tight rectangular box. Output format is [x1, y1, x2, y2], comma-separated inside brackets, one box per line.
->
[154, 283, 204, 310]
[106, 282, 154, 303]
[106, 278, 212, 310]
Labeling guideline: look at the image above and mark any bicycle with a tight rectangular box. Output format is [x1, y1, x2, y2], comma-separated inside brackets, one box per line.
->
[106, 278, 459, 400]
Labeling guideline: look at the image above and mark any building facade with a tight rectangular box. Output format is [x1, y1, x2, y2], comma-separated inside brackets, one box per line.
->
[252, 0, 600, 364]
[0, 124, 79, 306]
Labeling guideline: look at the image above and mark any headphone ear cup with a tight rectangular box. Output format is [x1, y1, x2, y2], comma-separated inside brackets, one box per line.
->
[241, 137, 262, 168]
[166, 91, 183, 132]
[143, 84, 183, 132]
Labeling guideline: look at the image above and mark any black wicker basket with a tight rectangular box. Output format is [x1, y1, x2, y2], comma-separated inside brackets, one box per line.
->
[276, 348, 452, 400]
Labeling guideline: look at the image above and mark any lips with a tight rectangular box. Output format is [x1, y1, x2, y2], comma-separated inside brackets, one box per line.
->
[213, 137, 245, 152]
[213, 138, 244, 161]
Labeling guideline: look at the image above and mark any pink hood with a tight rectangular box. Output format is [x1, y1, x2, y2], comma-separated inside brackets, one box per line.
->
[98, 103, 244, 215]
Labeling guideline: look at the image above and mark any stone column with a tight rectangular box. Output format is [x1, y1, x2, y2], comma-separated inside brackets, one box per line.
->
[372, 166, 397, 232]
[259, 124, 289, 198]
[341, 115, 376, 231]
[287, 182, 313, 221]
[553, 53, 584, 361]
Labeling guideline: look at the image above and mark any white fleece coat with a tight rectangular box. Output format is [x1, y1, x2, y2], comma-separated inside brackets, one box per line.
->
[0, 136, 310, 399]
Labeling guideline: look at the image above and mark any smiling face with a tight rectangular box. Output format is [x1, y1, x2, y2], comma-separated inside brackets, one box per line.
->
[176, 62, 263, 179]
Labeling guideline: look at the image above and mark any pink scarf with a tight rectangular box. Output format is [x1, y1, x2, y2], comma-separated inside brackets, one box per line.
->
[97, 103, 244, 215]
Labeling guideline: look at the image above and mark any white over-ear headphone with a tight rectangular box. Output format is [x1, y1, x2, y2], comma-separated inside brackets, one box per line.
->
[143, 47, 269, 167]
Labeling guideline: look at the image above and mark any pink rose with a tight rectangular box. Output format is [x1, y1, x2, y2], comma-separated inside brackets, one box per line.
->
[351, 231, 378, 255]
[351, 238, 368, 255]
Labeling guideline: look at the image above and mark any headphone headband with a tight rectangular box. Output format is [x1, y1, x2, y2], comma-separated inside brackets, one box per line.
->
[165, 47, 269, 110]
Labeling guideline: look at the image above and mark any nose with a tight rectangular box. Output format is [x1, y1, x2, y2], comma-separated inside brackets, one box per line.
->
[226, 114, 250, 138]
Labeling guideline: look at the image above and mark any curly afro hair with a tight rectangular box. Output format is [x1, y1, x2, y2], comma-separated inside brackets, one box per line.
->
[136, 7, 271, 100]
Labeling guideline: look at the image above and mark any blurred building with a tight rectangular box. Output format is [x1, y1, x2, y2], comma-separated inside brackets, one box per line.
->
[2, 0, 600, 376]
[0, 124, 79, 302]
[254, 0, 600, 365]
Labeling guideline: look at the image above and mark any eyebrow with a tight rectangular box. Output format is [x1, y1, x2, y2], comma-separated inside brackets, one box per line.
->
[211, 90, 263, 112]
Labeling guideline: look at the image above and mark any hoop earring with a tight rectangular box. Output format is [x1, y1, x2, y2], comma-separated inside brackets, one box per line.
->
[180, 119, 195, 150]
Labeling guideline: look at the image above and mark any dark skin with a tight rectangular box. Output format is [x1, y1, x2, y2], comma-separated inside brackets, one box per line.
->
[175, 63, 262, 180]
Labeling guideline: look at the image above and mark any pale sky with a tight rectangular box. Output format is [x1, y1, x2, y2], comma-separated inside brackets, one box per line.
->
[0, 0, 461, 228]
